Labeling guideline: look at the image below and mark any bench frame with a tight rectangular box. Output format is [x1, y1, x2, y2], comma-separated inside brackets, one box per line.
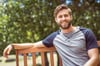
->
[14, 46, 62, 66]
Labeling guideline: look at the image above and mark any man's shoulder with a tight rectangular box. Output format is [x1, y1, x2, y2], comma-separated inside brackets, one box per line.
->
[78, 26, 91, 32]
[45, 30, 60, 39]
[78, 26, 95, 38]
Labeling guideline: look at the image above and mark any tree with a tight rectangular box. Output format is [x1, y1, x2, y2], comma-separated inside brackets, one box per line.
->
[0, 0, 100, 56]
[0, 0, 66, 56]
[67, 0, 100, 40]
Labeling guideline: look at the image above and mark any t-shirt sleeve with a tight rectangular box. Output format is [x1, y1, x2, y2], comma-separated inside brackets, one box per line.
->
[42, 32, 58, 47]
[85, 29, 98, 51]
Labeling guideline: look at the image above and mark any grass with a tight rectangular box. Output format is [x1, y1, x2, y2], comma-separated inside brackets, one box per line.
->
[0, 53, 58, 66]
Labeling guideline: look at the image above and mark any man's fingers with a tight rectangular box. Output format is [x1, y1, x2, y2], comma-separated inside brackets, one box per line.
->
[3, 46, 11, 58]
[3, 45, 12, 58]
[3, 48, 8, 58]
[3, 53, 8, 58]
[7, 48, 11, 54]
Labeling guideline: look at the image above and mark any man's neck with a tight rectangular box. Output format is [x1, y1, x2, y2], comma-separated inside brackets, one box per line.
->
[61, 25, 75, 34]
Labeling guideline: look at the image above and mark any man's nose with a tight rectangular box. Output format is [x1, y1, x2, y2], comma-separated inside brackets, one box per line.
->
[62, 16, 66, 20]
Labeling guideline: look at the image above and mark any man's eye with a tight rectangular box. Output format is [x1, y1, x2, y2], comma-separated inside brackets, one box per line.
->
[64, 15, 68, 17]
[59, 16, 62, 18]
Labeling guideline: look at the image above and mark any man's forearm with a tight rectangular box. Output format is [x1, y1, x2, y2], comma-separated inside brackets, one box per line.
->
[12, 41, 45, 49]
[33, 41, 45, 48]
[12, 43, 34, 49]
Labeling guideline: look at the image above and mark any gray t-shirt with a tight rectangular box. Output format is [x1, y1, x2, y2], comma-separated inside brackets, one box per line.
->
[42, 26, 98, 66]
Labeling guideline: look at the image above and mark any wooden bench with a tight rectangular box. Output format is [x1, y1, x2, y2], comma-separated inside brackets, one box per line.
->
[14, 46, 62, 66]
[14, 41, 100, 66]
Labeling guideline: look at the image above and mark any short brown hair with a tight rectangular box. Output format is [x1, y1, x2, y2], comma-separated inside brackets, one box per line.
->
[54, 4, 72, 18]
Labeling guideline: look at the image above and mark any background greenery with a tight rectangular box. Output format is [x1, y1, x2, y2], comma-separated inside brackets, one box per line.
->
[0, 0, 100, 56]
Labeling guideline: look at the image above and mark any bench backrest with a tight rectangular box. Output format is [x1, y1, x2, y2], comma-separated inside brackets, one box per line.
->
[14, 46, 62, 66]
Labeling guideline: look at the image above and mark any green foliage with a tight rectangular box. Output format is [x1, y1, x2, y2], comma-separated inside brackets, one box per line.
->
[0, 0, 100, 56]
[69, 0, 100, 40]
[0, 0, 65, 56]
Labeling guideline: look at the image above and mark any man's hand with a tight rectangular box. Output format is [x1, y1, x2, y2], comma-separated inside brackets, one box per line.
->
[3, 45, 13, 58]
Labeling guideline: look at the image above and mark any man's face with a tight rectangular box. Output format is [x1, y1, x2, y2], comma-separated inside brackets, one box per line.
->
[55, 9, 72, 29]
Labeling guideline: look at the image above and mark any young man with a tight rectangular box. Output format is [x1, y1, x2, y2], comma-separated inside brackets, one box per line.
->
[3, 4, 99, 66]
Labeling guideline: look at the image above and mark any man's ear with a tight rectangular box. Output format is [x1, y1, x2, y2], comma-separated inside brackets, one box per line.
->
[55, 17, 57, 23]
[70, 15, 73, 21]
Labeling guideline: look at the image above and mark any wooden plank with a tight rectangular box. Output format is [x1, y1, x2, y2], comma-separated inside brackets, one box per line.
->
[50, 51, 54, 66]
[23, 54, 27, 66]
[15, 47, 56, 54]
[32, 53, 36, 66]
[59, 56, 62, 66]
[41, 52, 45, 66]
[16, 50, 19, 66]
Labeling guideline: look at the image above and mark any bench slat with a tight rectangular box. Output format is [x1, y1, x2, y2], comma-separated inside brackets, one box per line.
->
[32, 53, 36, 66]
[41, 52, 45, 66]
[50, 51, 54, 66]
[23, 54, 27, 66]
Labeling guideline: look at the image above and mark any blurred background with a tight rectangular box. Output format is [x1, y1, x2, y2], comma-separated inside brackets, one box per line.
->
[0, 0, 100, 57]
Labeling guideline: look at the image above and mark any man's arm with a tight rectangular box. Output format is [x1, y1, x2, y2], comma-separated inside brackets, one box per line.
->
[84, 48, 99, 66]
[3, 41, 45, 58]
[13, 41, 45, 49]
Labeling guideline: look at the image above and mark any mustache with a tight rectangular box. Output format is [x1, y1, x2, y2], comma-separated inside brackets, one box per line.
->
[60, 20, 71, 24]
[62, 20, 67, 22]
[61, 20, 70, 23]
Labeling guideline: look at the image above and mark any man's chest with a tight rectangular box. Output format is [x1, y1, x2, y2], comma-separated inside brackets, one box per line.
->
[53, 31, 86, 51]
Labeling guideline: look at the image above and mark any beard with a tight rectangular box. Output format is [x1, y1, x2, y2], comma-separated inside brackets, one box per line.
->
[58, 21, 71, 29]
